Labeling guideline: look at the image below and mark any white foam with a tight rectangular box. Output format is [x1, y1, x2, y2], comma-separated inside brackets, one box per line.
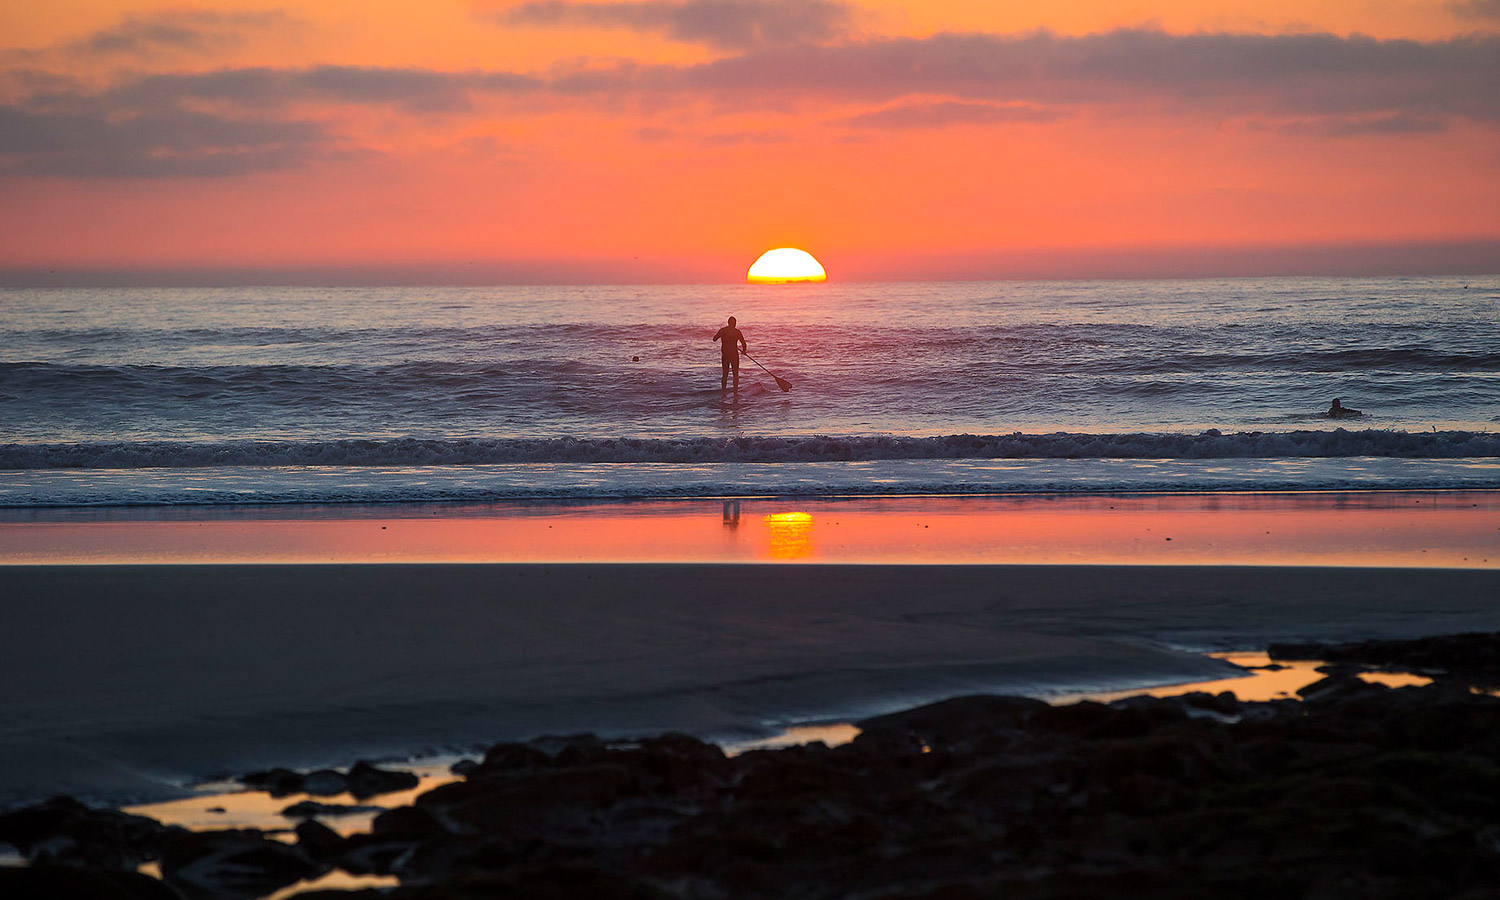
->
[2, 456, 1497, 507]
[2, 429, 1498, 472]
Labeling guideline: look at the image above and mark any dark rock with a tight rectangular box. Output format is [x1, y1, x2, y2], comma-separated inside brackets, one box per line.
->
[371, 805, 447, 841]
[294, 819, 345, 862]
[301, 769, 348, 797]
[416, 761, 643, 835]
[333, 808, 449, 876]
[336, 831, 421, 876]
[241, 767, 305, 797]
[0, 865, 182, 900]
[346, 761, 420, 799]
[1297, 672, 1390, 705]
[159, 828, 322, 896]
[547, 735, 611, 767]
[449, 759, 478, 777]
[281, 800, 384, 819]
[0, 796, 174, 869]
[1178, 690, 1242, 716]
[476, 742, 551, 773]
[859, 694, 1050, 748]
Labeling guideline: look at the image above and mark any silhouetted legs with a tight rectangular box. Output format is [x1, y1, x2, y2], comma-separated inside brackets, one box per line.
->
[721, 356, 740, 391]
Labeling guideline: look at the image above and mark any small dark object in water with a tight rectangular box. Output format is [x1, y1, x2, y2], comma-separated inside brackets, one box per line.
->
[1326, 397, 1362, 418]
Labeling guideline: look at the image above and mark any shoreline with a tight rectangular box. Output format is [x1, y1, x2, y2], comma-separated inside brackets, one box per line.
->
[112, 649, 1428, 840]
[5, 562, 1499, 810]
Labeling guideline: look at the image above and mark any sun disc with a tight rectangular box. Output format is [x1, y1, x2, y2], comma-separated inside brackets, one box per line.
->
[748, 248, 826, 284]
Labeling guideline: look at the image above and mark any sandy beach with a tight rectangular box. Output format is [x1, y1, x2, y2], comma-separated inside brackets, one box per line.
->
[5, 559, 1499, 810]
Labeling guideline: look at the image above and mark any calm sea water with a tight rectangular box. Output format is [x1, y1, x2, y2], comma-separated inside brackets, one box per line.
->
[3, 277, 1498, 505]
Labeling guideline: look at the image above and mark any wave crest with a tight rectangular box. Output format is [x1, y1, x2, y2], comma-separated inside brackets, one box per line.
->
[4, 429, 1498, 470]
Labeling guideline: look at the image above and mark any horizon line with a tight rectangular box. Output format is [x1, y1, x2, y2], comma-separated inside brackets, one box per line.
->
[3, 240, 1497, 289]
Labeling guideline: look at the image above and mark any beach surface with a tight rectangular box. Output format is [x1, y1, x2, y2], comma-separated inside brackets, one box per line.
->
[4, 492, 1498, 566]
[5, 561, 1500, 808]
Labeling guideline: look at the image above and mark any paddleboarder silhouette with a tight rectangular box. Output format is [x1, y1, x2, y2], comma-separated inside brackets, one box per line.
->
[713, 316, 748, 392]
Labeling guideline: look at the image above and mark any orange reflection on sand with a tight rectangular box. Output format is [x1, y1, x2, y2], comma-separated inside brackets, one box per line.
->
[125, 764, 457, 838]
[1076, 653, 1434, 705]
[727, 723, 862, 755]
[1, 493, 1497, 566]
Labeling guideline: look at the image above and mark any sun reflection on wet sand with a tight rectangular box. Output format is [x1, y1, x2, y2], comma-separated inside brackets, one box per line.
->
[762, 511, 814, 559]
[2, 492, 1495, 566]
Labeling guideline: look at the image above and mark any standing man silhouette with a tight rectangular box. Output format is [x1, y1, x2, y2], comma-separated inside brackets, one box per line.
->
[713, 316, 747, 392]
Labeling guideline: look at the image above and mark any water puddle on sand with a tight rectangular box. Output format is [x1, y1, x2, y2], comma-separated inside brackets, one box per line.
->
[124, 761, 461, 838]
[725, 723, 864, 755]
[1070, 652, 1435, 705]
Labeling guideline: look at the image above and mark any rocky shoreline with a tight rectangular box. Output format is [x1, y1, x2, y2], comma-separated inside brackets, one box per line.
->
[4, 632, 1500, 899]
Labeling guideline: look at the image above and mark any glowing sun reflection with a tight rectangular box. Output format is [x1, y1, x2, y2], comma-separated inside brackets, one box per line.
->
[763, 511, 814, 559]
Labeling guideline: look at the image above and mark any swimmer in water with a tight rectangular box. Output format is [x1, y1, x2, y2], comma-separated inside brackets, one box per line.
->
[1326, 397, 1362, 419]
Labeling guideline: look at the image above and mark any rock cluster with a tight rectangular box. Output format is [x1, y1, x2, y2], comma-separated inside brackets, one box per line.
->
[1271, 631, 1500, 685]
[4, 635, 1500, 899]
[242, 761, 420, 800]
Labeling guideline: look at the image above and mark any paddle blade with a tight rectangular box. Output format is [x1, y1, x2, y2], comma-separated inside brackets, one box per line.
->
[775, 376, 792, 392]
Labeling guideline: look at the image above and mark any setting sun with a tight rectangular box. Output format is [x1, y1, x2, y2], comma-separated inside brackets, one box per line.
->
[748, 248, 827, 284]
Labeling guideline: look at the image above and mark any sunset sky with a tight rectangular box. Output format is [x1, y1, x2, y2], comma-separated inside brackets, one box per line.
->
[2, 1, 1498, 283]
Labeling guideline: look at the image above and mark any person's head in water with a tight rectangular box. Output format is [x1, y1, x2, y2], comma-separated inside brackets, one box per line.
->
[728, 316, 736, 327]
[1330, 398, 1343, 412]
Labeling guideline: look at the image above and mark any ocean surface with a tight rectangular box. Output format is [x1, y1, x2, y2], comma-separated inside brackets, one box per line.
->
[3, 276, 1498, 506]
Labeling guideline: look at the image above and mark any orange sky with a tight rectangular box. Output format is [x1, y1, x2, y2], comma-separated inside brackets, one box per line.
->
[1, 1, 1497, 282]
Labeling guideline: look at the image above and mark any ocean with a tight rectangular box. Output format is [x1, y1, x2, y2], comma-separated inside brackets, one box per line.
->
[2, 276, 1499, 506]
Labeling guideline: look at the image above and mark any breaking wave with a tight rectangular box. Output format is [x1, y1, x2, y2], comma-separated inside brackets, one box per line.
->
[5, 429, 1499, 471]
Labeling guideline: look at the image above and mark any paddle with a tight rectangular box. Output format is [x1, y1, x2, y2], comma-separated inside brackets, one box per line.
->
[741, 350, 792, 392]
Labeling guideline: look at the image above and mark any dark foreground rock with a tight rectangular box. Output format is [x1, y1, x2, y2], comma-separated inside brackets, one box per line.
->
[0, 796, 173, 870]
[0, 865, 181, 900]
[282, 683, 1500, 899]
[6, 635, 1500, 899]
[280, 801, 385, 820]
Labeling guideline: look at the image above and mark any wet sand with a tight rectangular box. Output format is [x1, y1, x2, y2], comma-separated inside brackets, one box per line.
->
[4, 562, 1500, 809]
[4, 491, 1498, 566]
